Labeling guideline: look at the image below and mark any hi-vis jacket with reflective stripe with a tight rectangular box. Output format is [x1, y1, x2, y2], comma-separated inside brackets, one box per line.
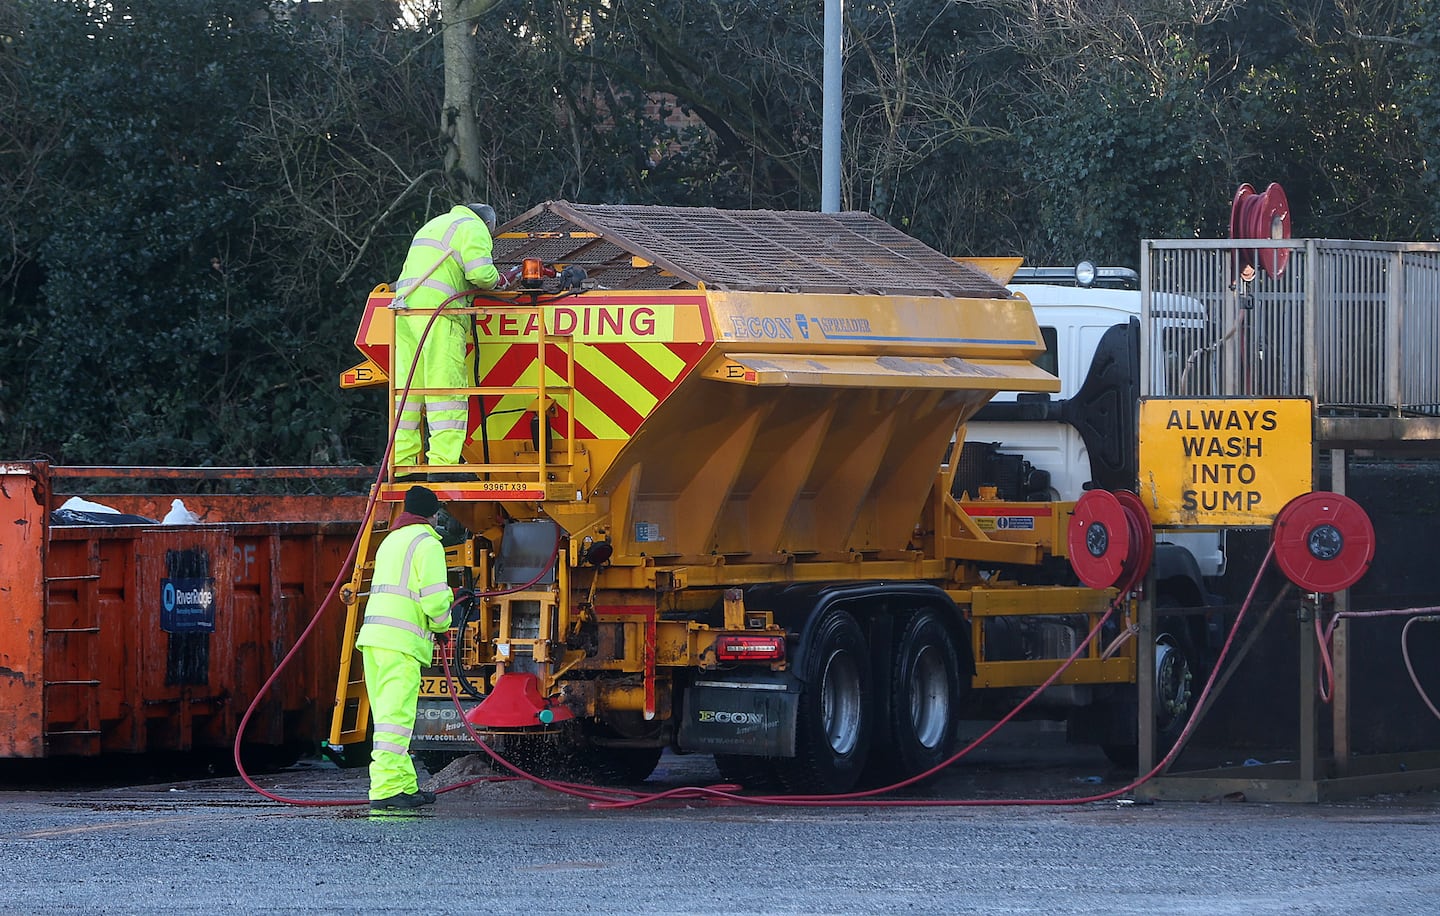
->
[393, 205, 500, 314]
[355, 522, 452, 665]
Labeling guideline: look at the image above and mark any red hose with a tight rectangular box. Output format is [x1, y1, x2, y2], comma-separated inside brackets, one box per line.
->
[239, 473, 1280, 809]
[1402, 616, 1440, 721]
[232, 291, 474, 806]
[592, 544, 1278, 810]
[235, 292, 1283, 810]
[1314, 604, 1440, 707]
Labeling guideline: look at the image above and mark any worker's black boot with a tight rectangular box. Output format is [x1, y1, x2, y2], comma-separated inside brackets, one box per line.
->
[370, 790, 435, 810]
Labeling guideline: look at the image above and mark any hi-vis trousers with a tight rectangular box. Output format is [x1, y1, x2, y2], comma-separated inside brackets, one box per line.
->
[393, 312, 469, 467]
[360, 645, 422, 800]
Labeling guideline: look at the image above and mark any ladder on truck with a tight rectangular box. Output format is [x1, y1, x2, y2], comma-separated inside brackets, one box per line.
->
[328, 301, 574, 751]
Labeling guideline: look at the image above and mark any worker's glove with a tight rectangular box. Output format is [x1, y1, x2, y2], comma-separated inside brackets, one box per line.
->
[433, 629, 451, 648]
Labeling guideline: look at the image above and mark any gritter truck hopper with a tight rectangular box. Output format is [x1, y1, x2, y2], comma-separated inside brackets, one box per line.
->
[330, 202, 1147, 792]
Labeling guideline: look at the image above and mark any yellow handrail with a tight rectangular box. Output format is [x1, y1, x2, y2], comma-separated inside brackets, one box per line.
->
[384, 302, 577, 495]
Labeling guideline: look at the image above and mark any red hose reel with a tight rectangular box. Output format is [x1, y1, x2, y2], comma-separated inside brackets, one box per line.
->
[1272, 491, 1375, 593]
[1067, 489, 1154, 593]
[1230, 182, 1292, 280]
[1069, 488, 1375, 595]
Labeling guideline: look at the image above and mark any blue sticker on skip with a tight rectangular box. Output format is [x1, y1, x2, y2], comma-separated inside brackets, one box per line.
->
[161, 577, 216, 632]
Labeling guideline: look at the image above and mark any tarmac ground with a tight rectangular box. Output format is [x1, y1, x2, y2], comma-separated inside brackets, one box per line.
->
[2, 723, 1437, 914]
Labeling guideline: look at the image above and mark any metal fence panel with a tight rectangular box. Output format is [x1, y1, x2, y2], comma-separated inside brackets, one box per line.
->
[1142, 240, 1440, 418]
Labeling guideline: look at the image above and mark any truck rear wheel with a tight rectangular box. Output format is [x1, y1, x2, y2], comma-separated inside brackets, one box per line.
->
[884, 611, 964, 780]
[561, 724, 665, 785]
[566, 745, 664, 785]
[1100, 623, 1197, 768]
[415, 749, 467, 775]
[714, 754, 785, 792]
[1152, 630, 1196, 746]
[780, 609, 872, 794]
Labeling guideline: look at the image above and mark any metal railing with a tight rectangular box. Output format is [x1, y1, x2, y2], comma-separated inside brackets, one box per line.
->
[1141, 239, 1440, 417]
[385, 302, 577, 497]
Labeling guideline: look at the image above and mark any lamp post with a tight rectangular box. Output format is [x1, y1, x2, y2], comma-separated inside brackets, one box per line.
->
[821, 0, 842, 212]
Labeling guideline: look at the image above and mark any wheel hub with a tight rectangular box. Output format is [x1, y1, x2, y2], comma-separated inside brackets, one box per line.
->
[820, 649, 863, 756]
[1154, 636, 1193, 728]
[909, 645, 949, 750]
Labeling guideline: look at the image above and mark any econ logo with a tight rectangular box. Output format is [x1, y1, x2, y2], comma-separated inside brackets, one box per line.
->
[161, 577, 217, 633]
[697, 710, 768, 725]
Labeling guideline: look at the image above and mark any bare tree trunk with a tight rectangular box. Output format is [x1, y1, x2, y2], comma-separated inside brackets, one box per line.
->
[441, 0, 500, 194]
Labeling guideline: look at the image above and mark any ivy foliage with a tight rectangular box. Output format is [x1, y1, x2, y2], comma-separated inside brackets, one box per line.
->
[3, 0, 323, 464]
[1404, 0, 1440, 234]
[0, 0, 1434, 467]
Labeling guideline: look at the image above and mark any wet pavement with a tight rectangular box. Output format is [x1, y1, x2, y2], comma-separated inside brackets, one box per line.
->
[2, 725, 1438, 914]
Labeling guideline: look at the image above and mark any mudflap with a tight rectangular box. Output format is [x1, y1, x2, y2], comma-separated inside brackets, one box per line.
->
[408, 698, 475, 751]
[678, 682, 798, 757]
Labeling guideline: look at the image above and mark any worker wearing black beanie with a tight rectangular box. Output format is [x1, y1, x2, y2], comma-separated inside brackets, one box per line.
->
[403, 485, 441, 518]
[354, 484, 452, 809]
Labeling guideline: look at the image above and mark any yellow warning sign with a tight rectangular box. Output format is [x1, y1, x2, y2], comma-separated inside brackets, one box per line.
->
[1139, 398, 1312, 526]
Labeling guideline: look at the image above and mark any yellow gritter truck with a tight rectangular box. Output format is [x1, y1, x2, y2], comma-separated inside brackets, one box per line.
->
[329, 202, 1150, 792]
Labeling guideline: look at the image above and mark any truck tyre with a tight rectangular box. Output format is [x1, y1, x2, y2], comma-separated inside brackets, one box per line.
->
[415, 749, 467, 775]
[567, 745, 664, 785]
[714, 754, 786, 792]
[1101, 622, 1197, 768]
[562, 724, 664, 785]
[780, 608, 872, 794]
[1152, 629, 1196, 750]
[884, 611, 965, 780]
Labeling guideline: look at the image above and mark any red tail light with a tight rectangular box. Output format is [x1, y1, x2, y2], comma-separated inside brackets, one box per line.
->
[715, 634, 786, 662]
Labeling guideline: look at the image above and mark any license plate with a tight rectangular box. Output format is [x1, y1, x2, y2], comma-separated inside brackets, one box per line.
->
[419, 675, 460, 698]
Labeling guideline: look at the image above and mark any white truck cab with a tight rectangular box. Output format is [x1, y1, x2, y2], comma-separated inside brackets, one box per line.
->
[963, 263, 1226, 582]
[955, 263, 1221, 758]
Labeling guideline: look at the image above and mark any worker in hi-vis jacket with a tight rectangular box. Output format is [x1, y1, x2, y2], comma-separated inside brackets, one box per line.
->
[356, 485, 453, 809]
[391, 203, 502, 481]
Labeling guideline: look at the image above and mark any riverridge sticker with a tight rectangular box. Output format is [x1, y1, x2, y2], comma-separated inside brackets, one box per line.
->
[1139, 398, 1312, 526]
[161, 576, 216, 633]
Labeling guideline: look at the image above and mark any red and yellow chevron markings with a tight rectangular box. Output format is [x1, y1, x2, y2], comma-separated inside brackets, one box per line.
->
[340, 285, 396, 388]
[472, 293, 713, 442]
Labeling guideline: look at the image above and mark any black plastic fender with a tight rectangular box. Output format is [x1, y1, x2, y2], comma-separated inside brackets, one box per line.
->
[1060, 319, 1140, 492]
[1152, 542, 1207, 607]
[678, 678, 798, 757]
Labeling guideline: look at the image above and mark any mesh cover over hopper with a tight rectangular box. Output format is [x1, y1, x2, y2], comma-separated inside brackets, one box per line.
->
[466, 202, 1058, 563]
